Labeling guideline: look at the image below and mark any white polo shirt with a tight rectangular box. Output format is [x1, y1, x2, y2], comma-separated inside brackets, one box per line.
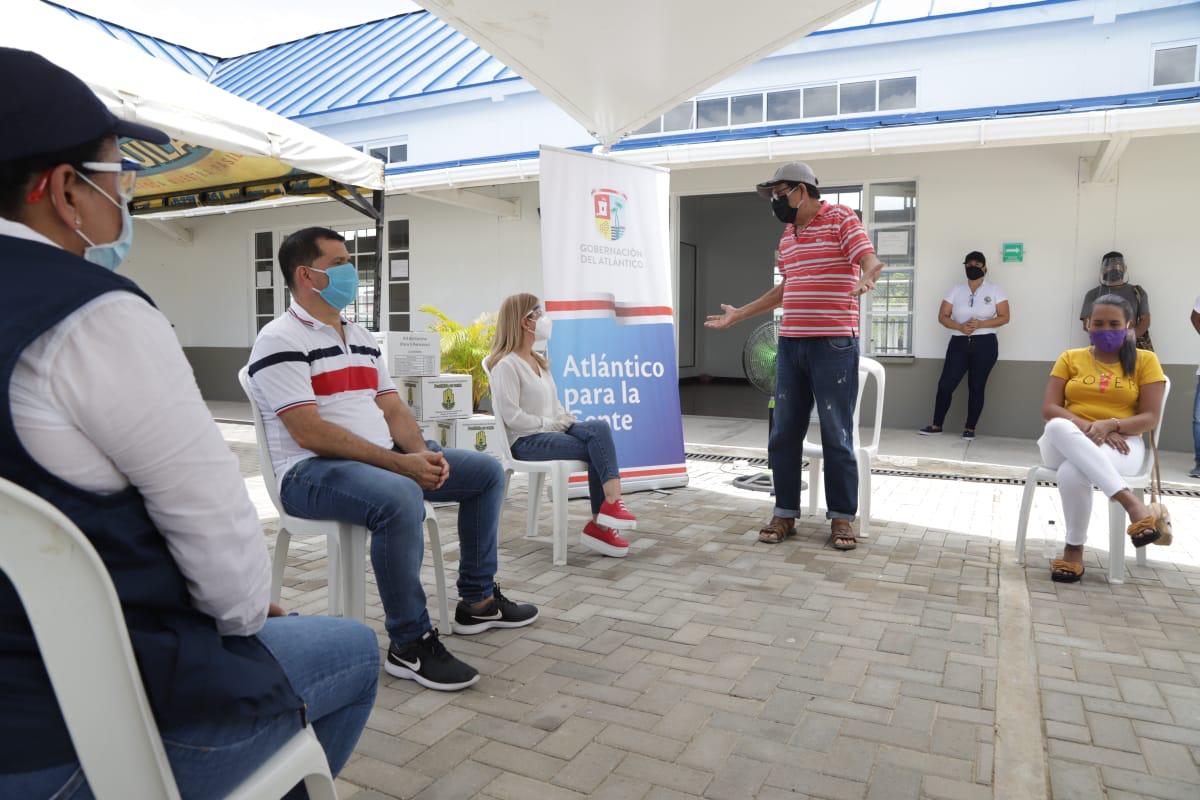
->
[944, 280, 1007, 336]
[248, 302, 398, 483]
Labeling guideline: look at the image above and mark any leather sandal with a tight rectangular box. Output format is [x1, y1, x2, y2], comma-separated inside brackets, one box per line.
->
[758, 517, 795, 544]
[1127, 515, 1162, 549]
[830, 519, 857, 551]
[1050, 559, 1085, 583]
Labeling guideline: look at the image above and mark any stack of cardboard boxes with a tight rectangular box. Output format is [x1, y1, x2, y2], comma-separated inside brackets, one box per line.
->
[384, 332, 505, 460]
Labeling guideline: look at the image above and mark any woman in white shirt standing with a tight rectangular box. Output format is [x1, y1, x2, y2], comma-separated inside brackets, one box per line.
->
[919, 251, 1011, 440]
[486, 293, 637, 557]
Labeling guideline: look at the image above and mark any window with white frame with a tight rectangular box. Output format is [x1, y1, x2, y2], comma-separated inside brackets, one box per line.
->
[386, 219, 411, 332]
[360, 140, 409, 165]
[631, 75, 917, 136]
[1153, 42, 1199, 87]
[336, 227, 379, 331]
[864, 182, 917, 357]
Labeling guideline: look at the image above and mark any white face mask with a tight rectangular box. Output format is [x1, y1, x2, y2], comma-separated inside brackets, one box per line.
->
[533, 315, 553, 343]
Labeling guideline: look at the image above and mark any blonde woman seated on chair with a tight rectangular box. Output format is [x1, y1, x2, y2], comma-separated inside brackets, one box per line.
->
[1040, 294, 1168, 583]
[487, 293, 637, 557]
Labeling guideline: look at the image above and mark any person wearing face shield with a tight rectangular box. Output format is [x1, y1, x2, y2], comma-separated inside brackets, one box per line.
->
[705, 162, 888, 552]
[486, 294, 638, 558]
[0, 49, 380, 798]
[248, 228, 539, 695]
[1079, 252, 1152, 350]
[919, 251, 1011, 440]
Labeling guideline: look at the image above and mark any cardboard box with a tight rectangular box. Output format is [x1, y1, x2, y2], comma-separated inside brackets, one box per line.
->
[385, 331, 440, 378]
[454, 415, 504, 460]
[402, 374, 472, 421]
[418, 419, 455, 448]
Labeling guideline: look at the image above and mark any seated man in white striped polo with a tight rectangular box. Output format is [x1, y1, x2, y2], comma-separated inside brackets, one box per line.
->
[247, 227, 538, 692]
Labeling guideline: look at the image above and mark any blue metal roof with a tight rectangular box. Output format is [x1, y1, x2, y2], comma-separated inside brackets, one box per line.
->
[385, 86, 1200, 175]
[47, 1, 218, 79]
[207, 12, 518, 119]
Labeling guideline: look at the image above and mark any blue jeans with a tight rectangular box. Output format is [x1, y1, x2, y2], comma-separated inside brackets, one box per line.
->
[0, 615, 378, 800]
[771, 335, 859, 520]
[1193, 376, 1200, 468]
[511, 420, 621, 515]
[280, 442, 502, 648]
[932, 333, 998, 430]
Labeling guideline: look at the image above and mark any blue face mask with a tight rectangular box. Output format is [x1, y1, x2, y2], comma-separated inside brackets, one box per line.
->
[74, 174, 133, 271]
[308, 263, 359, 310]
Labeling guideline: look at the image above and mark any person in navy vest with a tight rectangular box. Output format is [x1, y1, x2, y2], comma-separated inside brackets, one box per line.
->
[0, 49, 378, 799]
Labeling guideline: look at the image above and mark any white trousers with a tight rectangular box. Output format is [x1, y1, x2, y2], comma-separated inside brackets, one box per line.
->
[1037, 417, 1144, 546]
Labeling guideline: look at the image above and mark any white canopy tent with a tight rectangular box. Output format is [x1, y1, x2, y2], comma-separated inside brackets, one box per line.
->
[1, 0, 384, 217]
[415, 0, 873, 147]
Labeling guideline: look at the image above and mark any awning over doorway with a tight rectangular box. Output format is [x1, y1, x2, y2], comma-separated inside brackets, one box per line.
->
[414, 0, 873, 147]
[2, 0, 384, 217]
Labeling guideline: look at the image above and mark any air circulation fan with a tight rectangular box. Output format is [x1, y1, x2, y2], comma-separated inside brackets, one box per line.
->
[733, 319, 805, 493]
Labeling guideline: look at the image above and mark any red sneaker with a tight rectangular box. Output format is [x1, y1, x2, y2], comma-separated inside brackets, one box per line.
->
[597, 499, 637, 530]
[581, 521, 629, 557]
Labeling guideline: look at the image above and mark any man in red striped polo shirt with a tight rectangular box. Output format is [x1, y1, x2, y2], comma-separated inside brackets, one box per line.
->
[706, 163, 886, 551]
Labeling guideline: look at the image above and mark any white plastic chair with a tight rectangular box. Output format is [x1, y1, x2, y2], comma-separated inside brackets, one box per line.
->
[804, 356, 885, 540]
[482, 359, 588, 566]
[0, 476, 336, 800]
[238, 368, 452, 634]
[1015, 377, 1170, 584]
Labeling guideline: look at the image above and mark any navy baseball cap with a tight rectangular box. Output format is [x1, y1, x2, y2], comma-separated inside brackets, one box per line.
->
[0, 47, 168, 161]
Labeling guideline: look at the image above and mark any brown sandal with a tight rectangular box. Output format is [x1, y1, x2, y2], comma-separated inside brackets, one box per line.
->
[831, 520, 857, 551]
[758, 517, 795, 544]
[1050, 559, 1084, 583]
[1127, 515, 1162, 549]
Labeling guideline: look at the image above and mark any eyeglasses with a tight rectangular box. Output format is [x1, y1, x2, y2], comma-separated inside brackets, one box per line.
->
[79, 158, 142, 203]
[524, 305, 544, 320]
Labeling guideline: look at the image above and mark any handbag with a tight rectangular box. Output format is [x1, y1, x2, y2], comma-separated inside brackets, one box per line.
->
[1147, 431, 1173, 546]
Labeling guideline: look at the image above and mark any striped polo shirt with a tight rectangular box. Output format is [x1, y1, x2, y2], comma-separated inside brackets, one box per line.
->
[247, 302, 397, 483]
[778, 202, 874, 338]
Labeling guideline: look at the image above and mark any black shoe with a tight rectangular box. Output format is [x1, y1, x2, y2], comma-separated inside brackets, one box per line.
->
[962, 429, 976, 440]
[918, 426, 942, 436]
[453, 586, 539, 635]
[385, 630, 479, 691]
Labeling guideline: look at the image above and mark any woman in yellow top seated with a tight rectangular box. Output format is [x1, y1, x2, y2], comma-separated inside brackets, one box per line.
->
[1039, 294, 1167, 582]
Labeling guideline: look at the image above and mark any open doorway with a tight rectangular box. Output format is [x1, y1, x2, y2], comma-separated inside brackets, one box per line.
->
[676, 187, 863, 420]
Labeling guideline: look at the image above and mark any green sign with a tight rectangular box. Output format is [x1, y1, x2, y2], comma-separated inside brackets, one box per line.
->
[1002, 242, 1024, 263]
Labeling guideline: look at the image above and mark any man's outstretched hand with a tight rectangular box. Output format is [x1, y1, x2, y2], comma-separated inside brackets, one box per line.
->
[705, 304, 741, 330]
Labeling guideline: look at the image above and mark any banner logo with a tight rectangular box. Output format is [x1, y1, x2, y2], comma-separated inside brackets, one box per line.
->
[592, 188, 628, 241]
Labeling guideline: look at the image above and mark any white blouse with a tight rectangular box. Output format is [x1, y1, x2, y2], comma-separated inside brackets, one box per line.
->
[489, 353, 566, 444]
[944, 280, 1007, 336]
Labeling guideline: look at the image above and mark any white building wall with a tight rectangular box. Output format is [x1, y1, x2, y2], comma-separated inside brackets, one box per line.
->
[123, 183, 544, 351]
[298, 3, 1199, 169]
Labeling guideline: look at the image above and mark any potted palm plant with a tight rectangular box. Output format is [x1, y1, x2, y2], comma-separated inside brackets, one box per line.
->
[417, 305, 496, 412]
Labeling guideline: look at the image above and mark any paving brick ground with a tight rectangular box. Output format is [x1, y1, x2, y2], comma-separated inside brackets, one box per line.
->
[220, 423, 1200, 799]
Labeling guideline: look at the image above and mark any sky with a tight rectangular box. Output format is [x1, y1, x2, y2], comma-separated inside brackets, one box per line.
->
[55, 0, 422, 57]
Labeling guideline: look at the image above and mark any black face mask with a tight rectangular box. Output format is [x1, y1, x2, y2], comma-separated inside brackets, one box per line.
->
[771, 193, 795, 224]
[1102, 269, 1126, 285]
[965, 266, 986, 280]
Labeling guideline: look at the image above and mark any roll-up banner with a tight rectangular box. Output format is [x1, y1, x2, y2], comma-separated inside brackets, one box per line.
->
[539, 145, 688, 494]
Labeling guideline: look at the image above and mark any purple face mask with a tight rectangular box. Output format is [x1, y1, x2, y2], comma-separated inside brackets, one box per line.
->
[1090, 329, 1128, 353]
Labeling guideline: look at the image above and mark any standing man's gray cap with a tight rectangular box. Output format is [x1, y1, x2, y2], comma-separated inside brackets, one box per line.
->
[755, 162, 819, 198]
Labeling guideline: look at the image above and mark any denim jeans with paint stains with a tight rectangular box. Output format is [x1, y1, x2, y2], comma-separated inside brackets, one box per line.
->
[769, 335, 860, 520]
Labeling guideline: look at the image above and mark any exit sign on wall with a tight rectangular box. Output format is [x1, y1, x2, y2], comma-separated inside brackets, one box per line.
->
[1002, 242, 1024, 263]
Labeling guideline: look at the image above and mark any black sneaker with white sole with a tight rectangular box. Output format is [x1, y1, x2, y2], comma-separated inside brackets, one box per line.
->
[385, 630, 479, 691]
[453, 586, 539, 635]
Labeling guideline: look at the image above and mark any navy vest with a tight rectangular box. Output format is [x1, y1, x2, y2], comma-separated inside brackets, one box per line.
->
[0, 234, 303, 772]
